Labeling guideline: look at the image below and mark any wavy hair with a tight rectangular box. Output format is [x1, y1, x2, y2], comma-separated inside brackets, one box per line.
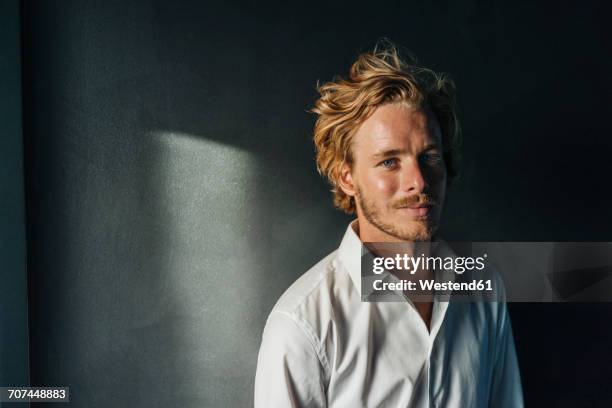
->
[311, 40, 461, 214]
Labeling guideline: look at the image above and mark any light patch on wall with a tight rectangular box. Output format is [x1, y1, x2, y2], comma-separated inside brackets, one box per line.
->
[149, 130, 264, 390]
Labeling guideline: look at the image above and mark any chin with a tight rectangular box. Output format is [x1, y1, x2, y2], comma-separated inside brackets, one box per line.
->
[401, 220, 438, 241]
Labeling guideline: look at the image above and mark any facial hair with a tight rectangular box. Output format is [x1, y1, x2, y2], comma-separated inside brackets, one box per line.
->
[355, 186, 437, 242]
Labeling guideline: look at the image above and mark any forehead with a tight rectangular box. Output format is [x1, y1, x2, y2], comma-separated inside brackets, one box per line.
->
[352, 103, 441, 154]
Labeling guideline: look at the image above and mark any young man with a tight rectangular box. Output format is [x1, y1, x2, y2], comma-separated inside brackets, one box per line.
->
[254, 43, 523, 407]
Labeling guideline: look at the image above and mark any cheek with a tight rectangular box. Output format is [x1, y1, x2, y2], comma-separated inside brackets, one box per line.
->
[435, 171, 447, 197]
[425, 166, 447, 194]
[362, 172, 398, 195]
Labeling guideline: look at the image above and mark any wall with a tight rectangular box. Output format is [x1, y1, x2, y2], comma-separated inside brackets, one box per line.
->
[21, 1, 612, 406]
[0, 0, 29, 397]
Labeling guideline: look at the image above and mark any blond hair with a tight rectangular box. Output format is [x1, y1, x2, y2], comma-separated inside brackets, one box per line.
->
[311, 40, 461, 214]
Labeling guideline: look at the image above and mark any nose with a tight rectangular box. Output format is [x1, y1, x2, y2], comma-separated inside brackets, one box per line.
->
[401, 159, 427, 193]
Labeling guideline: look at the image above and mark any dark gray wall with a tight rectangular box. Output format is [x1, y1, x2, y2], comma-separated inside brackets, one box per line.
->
[21, 0, 612, 407]
[1, 0, 29, 393]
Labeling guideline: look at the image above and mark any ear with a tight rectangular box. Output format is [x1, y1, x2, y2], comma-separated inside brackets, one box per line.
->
[337, 162, 357, 198]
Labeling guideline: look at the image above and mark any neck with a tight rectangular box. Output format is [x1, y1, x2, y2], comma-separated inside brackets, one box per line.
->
[353, 219, 436, 281]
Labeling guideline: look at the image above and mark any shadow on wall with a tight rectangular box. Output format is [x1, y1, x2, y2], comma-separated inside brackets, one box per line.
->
[0, 0, 28, 391]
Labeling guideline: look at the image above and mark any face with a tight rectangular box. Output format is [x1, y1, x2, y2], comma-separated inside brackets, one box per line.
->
[340, 103, 447, 242]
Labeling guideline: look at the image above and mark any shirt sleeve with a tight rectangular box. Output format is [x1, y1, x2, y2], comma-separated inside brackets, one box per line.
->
[254, 311, 328, 408]
[489, 301, 524, 408]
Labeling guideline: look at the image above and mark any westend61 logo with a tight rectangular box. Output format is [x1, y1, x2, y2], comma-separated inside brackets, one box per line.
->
[372, 254, 488, 275]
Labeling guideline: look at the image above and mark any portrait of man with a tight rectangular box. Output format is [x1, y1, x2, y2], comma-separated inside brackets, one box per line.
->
[5, 2, 610, 406]
[255, 42, 523, 407]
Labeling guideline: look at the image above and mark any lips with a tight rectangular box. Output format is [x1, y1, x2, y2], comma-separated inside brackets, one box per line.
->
[404, 204, 433, 209]
[397, 204, 433, 217]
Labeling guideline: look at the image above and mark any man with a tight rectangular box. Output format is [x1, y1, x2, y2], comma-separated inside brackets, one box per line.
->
[254, 42, 523, 407]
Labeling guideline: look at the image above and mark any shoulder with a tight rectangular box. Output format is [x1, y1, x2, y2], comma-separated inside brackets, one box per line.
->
[463, 264, 513, 339]
[261, 248, 357, 351]
[270, 249, 354, 317]
[258, 250, 355, 378]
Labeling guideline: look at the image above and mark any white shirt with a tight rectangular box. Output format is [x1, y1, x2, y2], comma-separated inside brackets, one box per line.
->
[255, 221, 523, 407]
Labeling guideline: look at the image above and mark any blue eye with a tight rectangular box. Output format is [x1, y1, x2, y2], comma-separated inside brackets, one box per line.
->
[381, 158, 397, 168]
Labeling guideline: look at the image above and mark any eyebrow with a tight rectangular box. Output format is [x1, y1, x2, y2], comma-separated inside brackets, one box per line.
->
[372, 149, 403, 160]
[371, 144, 440, 160]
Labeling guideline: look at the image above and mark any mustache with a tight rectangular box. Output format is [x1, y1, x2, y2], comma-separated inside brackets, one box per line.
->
[392, 194, 437, 208]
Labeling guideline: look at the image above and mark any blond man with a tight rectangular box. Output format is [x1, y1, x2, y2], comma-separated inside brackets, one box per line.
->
[255, 42, 523, 408]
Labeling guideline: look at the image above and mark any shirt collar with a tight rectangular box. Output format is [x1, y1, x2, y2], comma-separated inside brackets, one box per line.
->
[338, 219, 364, 295]
[337, 220, 459, 297]
[337, 220, 458, 339]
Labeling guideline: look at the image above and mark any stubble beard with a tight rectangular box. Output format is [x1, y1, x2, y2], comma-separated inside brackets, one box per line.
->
[355, 188, 436, 242]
